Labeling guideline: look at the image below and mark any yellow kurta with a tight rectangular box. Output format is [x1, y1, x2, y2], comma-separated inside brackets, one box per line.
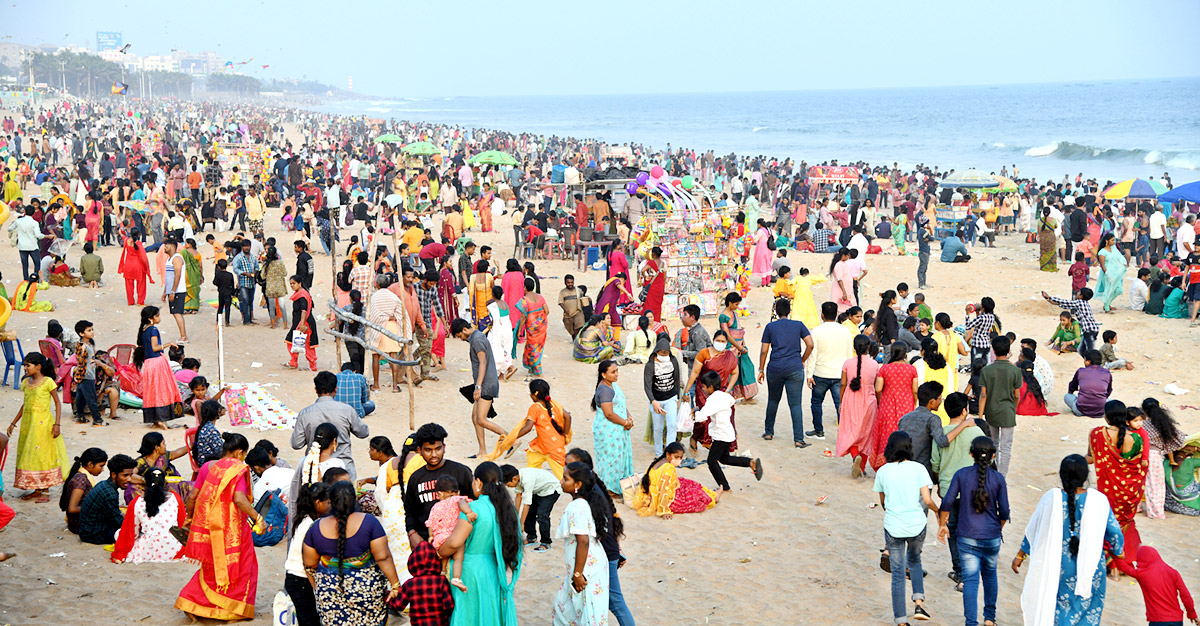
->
[789, 274, 828, 328]
[916, 361, 952, 424]
[14, 377, 69, 489]
[933, 330, 961, 394]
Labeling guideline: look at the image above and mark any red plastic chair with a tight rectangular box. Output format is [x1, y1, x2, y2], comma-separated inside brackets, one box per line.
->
[107, 344, 136, 367]
[184, 426, 199, 480]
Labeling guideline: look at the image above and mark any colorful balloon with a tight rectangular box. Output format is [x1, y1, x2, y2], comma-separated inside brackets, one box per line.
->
[671, 179, 682, 187]
[636, 172, 649, 186]
[682, 175, 694, 189]
[650, 165, 664, 179]
[625, 181, 639, 195]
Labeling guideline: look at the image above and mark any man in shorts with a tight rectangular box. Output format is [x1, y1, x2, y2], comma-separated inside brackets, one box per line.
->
[451, 318, 506, 458]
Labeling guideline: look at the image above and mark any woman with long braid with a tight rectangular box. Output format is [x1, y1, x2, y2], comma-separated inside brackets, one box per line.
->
[1013, 454, 1124, 625]
[936, 436, 1009, 626]
[835, 334, 879, 477]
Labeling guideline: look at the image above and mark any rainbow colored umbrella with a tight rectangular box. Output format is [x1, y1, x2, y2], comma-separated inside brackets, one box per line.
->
[1102, 178, 1167, 200]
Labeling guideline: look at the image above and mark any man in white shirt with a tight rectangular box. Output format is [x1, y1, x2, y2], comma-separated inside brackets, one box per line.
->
[805, 302, 854, 439]
[847, 227, 870, 257]
[1129, 268, 1150, 311]
[1177, 215, 1196, 258]
[1149, 208, 1167, 260]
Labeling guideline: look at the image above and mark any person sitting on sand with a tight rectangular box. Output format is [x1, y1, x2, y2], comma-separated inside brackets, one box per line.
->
[940, 229, 971, 263]
[78, 454, 137, 545]
[1099, 330, 1134, 371]
[1047, 311, 1081, 354]
[633, 441, 719, 518]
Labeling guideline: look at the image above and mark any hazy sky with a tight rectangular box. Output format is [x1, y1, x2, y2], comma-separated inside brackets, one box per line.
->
[8, 0, 1199, 97]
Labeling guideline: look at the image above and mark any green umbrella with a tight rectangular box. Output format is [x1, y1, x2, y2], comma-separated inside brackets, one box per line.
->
[373, 133, 403, 144]
[401, 141, 440, 156]
[467, 150, 519, 166]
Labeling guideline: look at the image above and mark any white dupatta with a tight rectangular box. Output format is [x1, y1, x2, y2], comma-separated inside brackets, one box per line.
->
[1020, 488, 1110, 626]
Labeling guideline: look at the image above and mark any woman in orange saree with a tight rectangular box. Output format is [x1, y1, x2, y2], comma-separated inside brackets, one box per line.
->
[475, 187, 494, 232]
[175, 434, 262, 621]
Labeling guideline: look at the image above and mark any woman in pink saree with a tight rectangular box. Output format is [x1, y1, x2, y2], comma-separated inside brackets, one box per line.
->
[751, 220, 773, 286]
[836, 336, 878, 476]
[606, 246, 632, 304]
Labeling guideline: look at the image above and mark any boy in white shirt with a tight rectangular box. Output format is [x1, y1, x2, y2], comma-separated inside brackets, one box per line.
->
[693, 371, 762, 492]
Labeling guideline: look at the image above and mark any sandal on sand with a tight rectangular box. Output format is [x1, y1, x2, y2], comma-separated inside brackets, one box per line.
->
[170, 526, 191, 545]
[34, 495, 49, 504]
[761, 434, 773, 440]
[879, 551, 892, 573]
[753, 459, 763, 481]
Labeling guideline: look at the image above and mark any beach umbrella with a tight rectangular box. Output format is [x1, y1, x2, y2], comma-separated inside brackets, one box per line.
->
[400, 141, 440, 156]
[467, 150, 519, 167]
[373, 133, 403, 144]
[1158, 181, 1200, 204]
[1103, 178, 1168, 200]
[938, 169, 1000, 189]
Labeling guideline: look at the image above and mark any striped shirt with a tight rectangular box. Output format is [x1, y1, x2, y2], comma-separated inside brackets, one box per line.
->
[1049, 297, 1099, 335]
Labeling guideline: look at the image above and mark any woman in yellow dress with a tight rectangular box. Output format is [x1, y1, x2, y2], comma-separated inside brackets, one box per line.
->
[932, 313, 968, 394]
[788, 267, 828, 328]
[914, 338, 952, 424]
[7, 353, 68, 502]
[633, 442, 718, 517]
[469, 260, 495, 333]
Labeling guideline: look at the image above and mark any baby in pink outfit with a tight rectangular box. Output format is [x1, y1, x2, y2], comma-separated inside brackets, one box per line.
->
[425, 475, 476, 592]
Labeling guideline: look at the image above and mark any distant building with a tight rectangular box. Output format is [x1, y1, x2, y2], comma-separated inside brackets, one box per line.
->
[96, 32, 122, 52]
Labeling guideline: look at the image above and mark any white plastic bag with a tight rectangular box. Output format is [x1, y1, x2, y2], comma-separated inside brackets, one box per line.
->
[290, 331, 308, 354]
[272, 590, 295, 626]
[676, 400, 694, 432]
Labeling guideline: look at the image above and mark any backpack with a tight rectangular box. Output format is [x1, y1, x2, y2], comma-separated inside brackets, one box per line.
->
[251, 489, 288, 547]
[766, 233, 776, 251]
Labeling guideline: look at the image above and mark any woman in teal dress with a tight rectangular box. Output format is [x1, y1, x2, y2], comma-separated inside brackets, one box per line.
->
[437, 462, 522, 626]
[718, 292, 758, 400]
[590, 360, 635, 495]
[1094, 234, 1126, 313]
[1160, 277, 1188, 319]
[1013, 455, 1124, 626]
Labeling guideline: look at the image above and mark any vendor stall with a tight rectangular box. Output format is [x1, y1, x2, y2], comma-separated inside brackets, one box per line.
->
[214, 142, 271, 187]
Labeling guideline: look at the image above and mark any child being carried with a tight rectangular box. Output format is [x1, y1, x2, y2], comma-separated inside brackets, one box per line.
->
[425, 475, 477, 593]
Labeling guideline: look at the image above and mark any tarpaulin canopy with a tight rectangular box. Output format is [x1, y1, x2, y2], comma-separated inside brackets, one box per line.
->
[807, 166, 860, 183]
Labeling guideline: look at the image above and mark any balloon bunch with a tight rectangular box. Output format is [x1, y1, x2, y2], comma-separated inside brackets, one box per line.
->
[623, 165, 703, 223]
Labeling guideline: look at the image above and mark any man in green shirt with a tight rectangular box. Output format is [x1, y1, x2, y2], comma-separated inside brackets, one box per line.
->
[931, 392, 988, 586]
[977, 336, 1022, 476]
[79, 242, 104, 287]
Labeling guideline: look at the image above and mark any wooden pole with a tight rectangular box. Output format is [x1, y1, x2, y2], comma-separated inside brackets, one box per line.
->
[330, 205, 342, 367]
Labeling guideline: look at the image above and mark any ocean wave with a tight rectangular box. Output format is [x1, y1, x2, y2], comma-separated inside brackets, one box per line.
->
[986, 141, 1200, 170]
[364, 106, 392, 113]
[752, 126, 768, 132]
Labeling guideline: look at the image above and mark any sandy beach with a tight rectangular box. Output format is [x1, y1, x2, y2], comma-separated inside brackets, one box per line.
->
[0, 115, 1196, 626]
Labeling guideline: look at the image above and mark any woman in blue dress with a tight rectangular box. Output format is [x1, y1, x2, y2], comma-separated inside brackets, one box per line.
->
[1012, 454, 1124, 626]
[590, 359, 635, 496]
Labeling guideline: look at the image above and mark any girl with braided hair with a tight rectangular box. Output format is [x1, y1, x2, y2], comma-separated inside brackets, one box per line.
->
[936, 436, 1009, 626]
[1014, 454, 1124, 626]
[1086, 399, 1150, 569]
[302, 480, 402, 625]
[836, 334, 879, 478]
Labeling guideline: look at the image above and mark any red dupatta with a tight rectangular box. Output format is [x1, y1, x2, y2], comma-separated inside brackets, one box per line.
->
[111, 492, 186, 563]
[1090, 426, 1149, 526]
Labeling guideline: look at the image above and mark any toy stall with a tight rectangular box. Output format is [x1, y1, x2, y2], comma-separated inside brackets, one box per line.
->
[626, 166, 739, 319]
[214, 142, 271, 186]
[807, 165, 862, 201]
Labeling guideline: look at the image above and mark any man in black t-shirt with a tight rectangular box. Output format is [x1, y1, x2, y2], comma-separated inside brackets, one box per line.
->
[403, 422, 475, 545]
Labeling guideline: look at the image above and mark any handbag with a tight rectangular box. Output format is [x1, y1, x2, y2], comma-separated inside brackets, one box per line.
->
[618, 474, 643, 508]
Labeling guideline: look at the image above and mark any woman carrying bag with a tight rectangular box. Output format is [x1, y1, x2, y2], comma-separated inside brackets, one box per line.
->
[285, 275, 319, 371]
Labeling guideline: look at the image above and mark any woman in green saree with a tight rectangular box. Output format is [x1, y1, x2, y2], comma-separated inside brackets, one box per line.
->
[1161, 277, 1188, 319]
[1165, 432, 1200, 516]
[1038, 208, 1058, 272]
[182, 239, 203, 313]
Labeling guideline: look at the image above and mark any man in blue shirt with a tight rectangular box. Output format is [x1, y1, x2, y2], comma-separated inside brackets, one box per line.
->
[231, 240, 259, 324]
[940, 229, 971, 263]
[335, 361, 374, 418]
[757, 299, 814, 447]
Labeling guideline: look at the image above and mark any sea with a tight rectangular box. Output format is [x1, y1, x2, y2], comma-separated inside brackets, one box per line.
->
[315, 77, 1200, 184]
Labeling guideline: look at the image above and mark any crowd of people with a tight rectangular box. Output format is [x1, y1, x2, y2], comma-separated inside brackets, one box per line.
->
[0, 94, 1198, 626]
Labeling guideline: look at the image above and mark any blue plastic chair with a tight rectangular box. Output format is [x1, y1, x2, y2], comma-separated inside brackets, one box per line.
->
[2, 338, 24, 390]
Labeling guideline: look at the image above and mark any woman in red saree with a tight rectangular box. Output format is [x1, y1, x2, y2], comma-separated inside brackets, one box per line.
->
[433, 255, 457, 367]
[640, 246, 666, 323]
[683, 330, 740, 454]
[515, 280, 549, 376]
[118, 234, 154, 306]
[868, 344, 917, 471]
[1087, 400, 1149, 567]
[175, 433, 262, 621]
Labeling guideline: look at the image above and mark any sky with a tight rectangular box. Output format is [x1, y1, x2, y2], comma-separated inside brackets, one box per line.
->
[6, 0, 1199, 97]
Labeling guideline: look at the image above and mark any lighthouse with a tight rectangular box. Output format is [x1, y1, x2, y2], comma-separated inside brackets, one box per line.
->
[348, 76, 353, 92]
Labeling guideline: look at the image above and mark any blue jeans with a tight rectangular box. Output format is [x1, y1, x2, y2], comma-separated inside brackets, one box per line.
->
[18, 249, 40, 282]
[608, 559, 635, 626]
[885, 528, 926, 624]
[764, 368, 806, 442]
[238, 285, 256, 323]
[75, 379, 103, 424]
[957, 536, 1001, 626]
[809, 376, 841, 433]
[1063, 393, 1083, 416]
[362, 401, 375, 416]
[650, 397, 678, 456]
